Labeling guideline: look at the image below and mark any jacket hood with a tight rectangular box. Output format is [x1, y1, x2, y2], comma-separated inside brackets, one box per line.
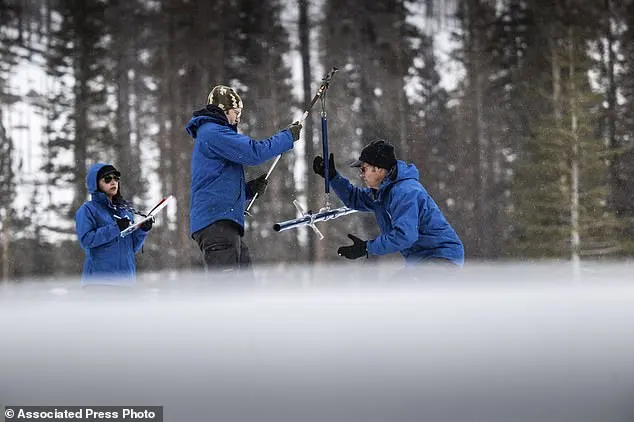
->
[378, 160, 419, 191]
[87, 162, 111, 194]
[185, 104, 237, 139]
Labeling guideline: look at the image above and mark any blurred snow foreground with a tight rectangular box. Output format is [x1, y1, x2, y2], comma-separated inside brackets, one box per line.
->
[1, 261, 634, 422]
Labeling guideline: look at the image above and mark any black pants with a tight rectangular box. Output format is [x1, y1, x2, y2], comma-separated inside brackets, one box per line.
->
[192, 220, 253, 274]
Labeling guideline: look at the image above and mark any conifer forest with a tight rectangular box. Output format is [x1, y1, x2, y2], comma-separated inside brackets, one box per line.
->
[2, 0, 634, 280]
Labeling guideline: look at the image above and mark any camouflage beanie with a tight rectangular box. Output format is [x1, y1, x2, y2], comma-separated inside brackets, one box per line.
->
[207, 85, 243, 110]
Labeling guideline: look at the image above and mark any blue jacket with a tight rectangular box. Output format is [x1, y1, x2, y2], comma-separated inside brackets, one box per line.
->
[75, 163, 149, 285]
[330, 160, 464, 266]
[185, 105, 294, 236]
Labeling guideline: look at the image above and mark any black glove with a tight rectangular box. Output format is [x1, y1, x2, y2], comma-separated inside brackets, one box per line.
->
[287, 121, 302, 142]
[114, 215, 131, 231]
[140, 217, 155, 232]
[337, 234, 368, 260]
[313, 153, 336, 181]
[247, 173, 268, 197]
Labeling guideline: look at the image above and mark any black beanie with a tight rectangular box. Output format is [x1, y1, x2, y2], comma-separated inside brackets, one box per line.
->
[350, 140, 397, 170]
[97, 165, 121, 182]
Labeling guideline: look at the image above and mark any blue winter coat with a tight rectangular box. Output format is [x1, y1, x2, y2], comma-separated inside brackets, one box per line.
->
[75, 163, 149, 285]
[185, 105, 294, 236]
[330, 160, 465, 266]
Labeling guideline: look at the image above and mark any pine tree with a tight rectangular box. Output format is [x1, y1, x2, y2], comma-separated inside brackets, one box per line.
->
[46, 0, 112, 223]
[105, 0, 149, 204]
[512, 2, 621, 261]
[610, 0, 634, 251]
[0, 110, 17, 281]
[0, 0, 36, 279]
[452, 0, 514, 258]
[406, 32, 464, 251]
[297, 0, 325, 262]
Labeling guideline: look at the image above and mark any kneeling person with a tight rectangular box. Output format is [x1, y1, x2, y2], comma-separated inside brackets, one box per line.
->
[313, 140, 464, 267]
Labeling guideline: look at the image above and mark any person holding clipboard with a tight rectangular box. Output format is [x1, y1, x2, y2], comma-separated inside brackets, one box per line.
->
[74, 163, 153, 287]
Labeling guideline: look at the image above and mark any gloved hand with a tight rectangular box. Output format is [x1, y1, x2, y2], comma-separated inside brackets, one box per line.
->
[313, 153, 336, 181]
[114, 215, 131, 231]
[247, 173, 268, 197]
[287, 121, 302, 142]
[140, 217, 155, 232]
[337, 234, 368, 260]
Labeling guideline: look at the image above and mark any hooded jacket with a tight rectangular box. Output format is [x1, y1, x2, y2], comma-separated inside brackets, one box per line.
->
[185, 105, 294, 236]
[74, 163, 148, 285]
[330, 160, 464, 266]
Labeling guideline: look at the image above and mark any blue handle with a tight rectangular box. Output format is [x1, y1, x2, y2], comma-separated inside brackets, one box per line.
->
[321, 115, 329, 194]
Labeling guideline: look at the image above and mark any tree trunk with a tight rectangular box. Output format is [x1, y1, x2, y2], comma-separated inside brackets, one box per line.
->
[604, 0, 621, 214]
[115, 53, 136, 196]
[299, 0, 319, 262]
[568, 27, 581, 278]
[396, 1, 408, 157]
[1, 208, 9, 282]
[465, 0, 489, 258]
[73, 41, 89, 213]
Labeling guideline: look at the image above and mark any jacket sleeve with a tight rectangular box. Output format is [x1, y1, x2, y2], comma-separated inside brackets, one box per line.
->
[367, 188, 419, 255]
[75, 205, 120, 249]
[130, 213, 149, 253]
[329, 173, 375, 212]
[200, 125, 294, 166]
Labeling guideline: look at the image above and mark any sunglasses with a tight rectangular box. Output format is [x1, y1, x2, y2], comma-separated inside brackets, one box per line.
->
[102, 175, 120, 183]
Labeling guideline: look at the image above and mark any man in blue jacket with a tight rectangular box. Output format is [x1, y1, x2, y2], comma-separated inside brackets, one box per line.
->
[75, 163, 153, 286]
[313, 140, 464, 267]
[186, 85, 302, 272]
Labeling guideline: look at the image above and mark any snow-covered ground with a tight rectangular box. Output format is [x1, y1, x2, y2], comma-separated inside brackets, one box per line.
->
[1, 261, 633, 422]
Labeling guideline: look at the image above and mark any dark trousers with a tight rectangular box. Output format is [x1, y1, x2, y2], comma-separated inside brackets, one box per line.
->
[192, 220, 253, 274]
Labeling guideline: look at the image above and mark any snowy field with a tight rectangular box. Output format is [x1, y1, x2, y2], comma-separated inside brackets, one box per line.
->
[1, 261, 633, 422]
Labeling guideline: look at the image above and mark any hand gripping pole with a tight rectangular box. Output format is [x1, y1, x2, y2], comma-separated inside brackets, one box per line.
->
[246, 67, 339, 213]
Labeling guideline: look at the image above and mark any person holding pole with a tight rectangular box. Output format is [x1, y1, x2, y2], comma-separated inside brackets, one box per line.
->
[313, 140, 464, 268]
[186, 85, 302, 273]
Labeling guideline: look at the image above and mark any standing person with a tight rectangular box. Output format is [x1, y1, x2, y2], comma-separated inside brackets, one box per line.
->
[186, 85, 302, 273]
[313, 140, 464, 267]
[75, 163, 154, 286]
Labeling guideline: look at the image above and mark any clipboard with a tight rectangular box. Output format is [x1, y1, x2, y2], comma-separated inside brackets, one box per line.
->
[120, 195, 174, 238]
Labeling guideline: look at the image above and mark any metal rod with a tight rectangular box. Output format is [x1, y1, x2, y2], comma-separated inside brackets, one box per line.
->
[273, 207, 357, 233]
[321, 97, 329, 195]
[245, 154, 282, 212]
[245, 67, 338, 213]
